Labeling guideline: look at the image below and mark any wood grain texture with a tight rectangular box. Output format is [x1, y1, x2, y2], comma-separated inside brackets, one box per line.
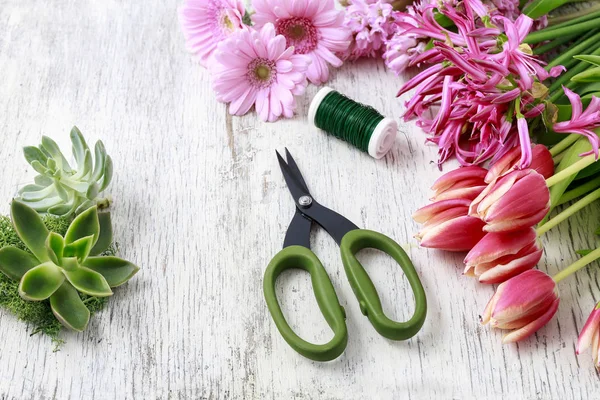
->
[1, 1, 599, 399]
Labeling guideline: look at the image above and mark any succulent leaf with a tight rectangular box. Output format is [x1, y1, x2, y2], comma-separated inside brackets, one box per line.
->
[50, 282, 90, 332]
[65, 206, 99, 246]
[11, 201, 50, 262]
[63, 267, 112, 297]
[15, 128, 112, 216]
[0, 247, 39, 280]
[46, 232, 65, 264]
[63, 235, 94, 262]
[23, 146, 48, 165]
[84, 256, 139, 287]
[18, 261, 64, 301]
[90, 212, 113, 256]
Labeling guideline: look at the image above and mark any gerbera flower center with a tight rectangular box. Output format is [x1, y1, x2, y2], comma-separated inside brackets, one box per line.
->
[219, 9, 237, 33]
[276, 17, 318, 54]
[247, 58, 277, 88]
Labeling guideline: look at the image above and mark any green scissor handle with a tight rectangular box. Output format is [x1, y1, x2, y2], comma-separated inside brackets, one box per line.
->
[340, 229, 427, 340]
[263, 245, 348, 361]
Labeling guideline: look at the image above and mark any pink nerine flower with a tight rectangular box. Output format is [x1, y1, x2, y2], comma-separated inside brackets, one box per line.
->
[482, 269, 559, 343]
[343, 0, 397, 61]
[179, 0, 246, 67]
[576, 302, 600, 369]
[553, 86, 600, 158]
[252, 0, 351, 84]
[469, 169, 550, 232]
[463, 228, 543, 284]
[211, 23, 311, 122]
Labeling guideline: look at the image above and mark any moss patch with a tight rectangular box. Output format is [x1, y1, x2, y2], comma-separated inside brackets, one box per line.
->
[0, 215, 112, 349]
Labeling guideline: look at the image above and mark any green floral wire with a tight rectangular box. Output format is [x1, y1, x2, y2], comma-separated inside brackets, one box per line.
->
[314, 91, 384, 153]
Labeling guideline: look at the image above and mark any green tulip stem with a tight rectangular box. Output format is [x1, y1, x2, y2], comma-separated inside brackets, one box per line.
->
[550, 134, 580, 157]
[536, 187, 600, 236]
[547, 31, 600, 69]
[546, 154, 597, 187]
[526, 18, 600, 44]
[556, 175, 600, 206]
[553, 152, 565, 165]
[553, 248, 600, 283]
[546, 5, 600, 27]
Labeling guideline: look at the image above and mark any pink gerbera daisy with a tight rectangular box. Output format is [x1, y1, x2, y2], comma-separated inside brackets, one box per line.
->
[178, 0, 246, 67]
[251, 0, 351, 84]
[211, 23, 311, 122]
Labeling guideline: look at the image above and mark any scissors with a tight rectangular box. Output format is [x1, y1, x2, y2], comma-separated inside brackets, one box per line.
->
[264, 149, 427, 361]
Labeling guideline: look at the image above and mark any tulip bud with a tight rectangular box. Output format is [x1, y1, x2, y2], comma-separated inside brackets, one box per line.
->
[485, 145, 554, 183]
[576, 302, 600, 370]
[431, 166, 488, 201]
[414, 199, 486, 251]
[470, 169, 550, 232]
[463, 228, 543, 284]
[482, 269, 559, 343]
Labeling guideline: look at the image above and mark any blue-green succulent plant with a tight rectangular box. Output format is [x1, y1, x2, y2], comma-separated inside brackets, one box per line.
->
[0, 201, 138, 331]
[16, 126, 112, 216]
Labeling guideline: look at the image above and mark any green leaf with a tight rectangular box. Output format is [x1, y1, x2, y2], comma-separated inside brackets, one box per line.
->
[63, 267, 112, 297]
[49, 282, 90, 331]
[572, 66, 600, 83]
[91, 141, 106, 182]
[99, 155, 113, 192]
[23, 146, 48, 166]
[84, 256, 139, 287]
[45, 232, 64, 264]
[574, 55, 600, 67]
[70, 126, 89, 168]
[30, 160, 48, 174]
[41, 136, 72, 173]
[18, 261, 64, 301]
[523, 0, 569, 19]
[546, 137, 593, 221]
[595, 226, 600, 235]
[48, 202, 76, 217]
[64, 206, 99, 246]
[20, 184, 55, 201]
[90, 212, 112, 256]
[0, 247, 40, 281]
[577, 249, 593, 256]
[10, 201, 50, 262]
[63, 235, 94, 262]
[34, 175, 53, 186]
[86, 182, 99, 200]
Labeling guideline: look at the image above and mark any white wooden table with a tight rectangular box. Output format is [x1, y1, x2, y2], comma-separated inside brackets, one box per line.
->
[1, 1, 599, 398]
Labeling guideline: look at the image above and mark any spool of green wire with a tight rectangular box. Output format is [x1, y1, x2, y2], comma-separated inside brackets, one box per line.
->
[308, 87, 398, 159]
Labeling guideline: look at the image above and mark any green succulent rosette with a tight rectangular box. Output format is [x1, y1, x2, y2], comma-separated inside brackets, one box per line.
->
[0, 202, 138, 331]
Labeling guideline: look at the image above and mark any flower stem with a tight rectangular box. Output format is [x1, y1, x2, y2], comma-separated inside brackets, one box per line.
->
[556, 175, 600, 206]
[533, 34, 578, 56]
[536, 187, 600, 236]
[546, 155, 596, 187]
[526, 18, 600, 44]
[547, 31, 600, 69]
[553, 248, 600, 283]
[550, 134, 580, 157]
[553, 152, 565, 165]
[549, 43, 600, 93]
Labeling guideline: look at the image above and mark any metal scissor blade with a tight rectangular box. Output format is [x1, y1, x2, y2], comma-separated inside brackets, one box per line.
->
[284, 148, 309, 193]
[276, 149, 311, 202]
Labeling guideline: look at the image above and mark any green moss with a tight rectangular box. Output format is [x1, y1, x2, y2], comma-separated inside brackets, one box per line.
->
[0, 215, 113, 349]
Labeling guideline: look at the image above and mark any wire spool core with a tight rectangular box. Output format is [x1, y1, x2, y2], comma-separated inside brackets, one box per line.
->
[308, 87, 397, 159]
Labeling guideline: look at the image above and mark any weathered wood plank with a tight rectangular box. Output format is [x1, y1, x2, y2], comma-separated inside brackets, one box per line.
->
[0, 1, 599, 399]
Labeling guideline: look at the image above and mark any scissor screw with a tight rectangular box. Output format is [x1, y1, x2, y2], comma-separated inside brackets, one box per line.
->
[298, 196, 313, 207]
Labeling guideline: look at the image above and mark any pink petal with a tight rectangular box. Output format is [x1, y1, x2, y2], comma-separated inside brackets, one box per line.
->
[577, 306, 600, 354]
[502, 297, 559, 343]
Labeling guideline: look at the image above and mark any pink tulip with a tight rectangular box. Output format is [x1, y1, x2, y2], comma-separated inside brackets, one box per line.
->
[470, 169, 550, 232]
[463, 228, 543, 284]
[431, 166, 488, 201]
[576, 302, 600, 369]
[413, 199, 486, 252]
[485, 144, 554, 183]
[482, 269, 559, 343]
